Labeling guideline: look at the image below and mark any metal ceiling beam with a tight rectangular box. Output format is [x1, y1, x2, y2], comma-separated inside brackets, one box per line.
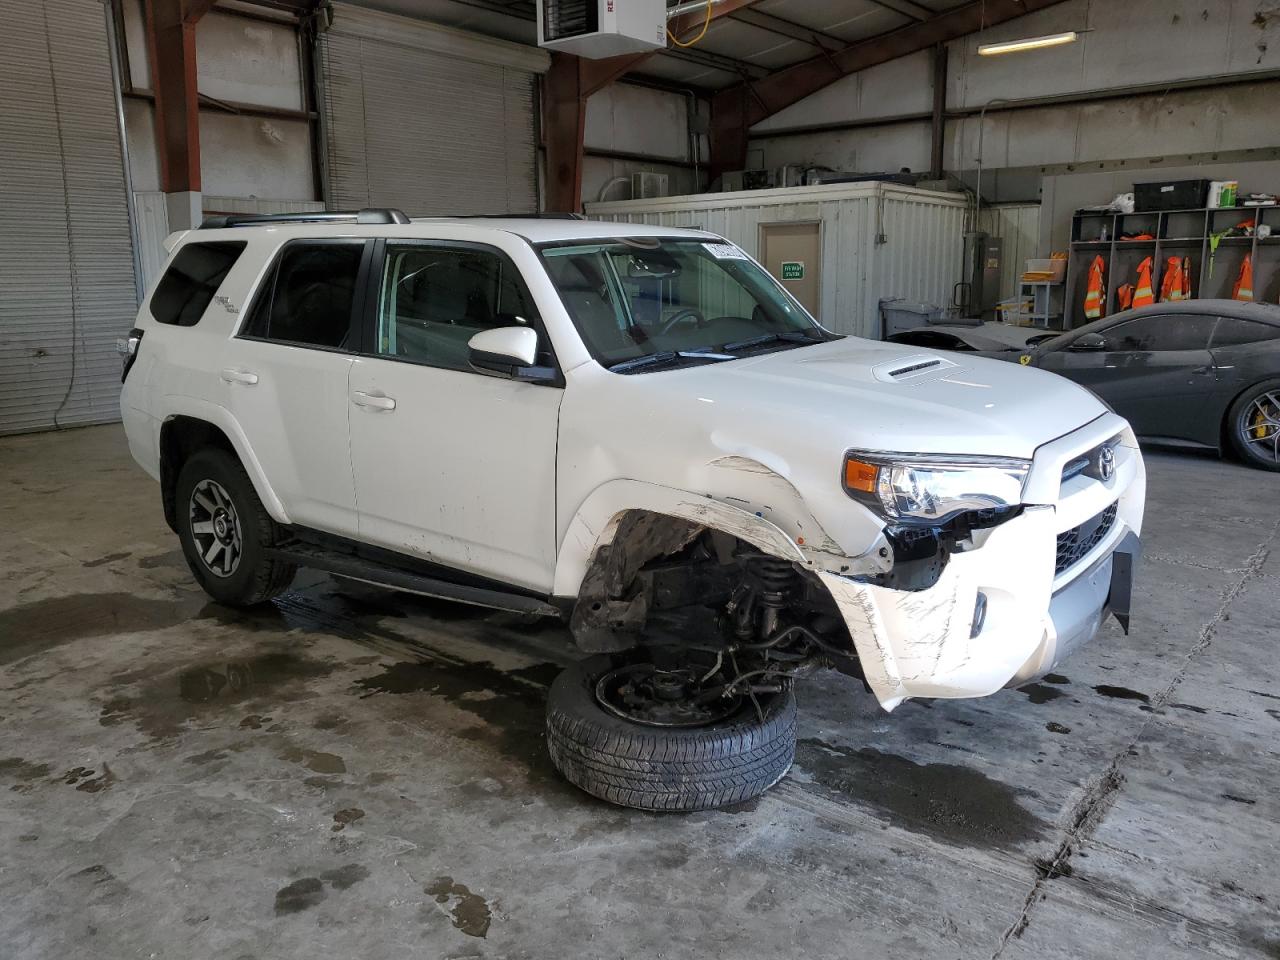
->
[865, 0, 934, 22]
[659, 45, 772, 80]
[726, 8, 846, 49]
[709, 0, 1072, 178]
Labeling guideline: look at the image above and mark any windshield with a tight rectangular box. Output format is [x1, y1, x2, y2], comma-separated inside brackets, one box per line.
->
[539, 238, 829, 371]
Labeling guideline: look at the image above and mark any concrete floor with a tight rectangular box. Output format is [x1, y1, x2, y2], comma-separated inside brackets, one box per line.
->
[1, 425, 1278, 960]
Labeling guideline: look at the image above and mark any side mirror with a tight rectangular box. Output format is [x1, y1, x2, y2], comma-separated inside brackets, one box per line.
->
[1069, 332, 1108, 352]
[468, 326, 556, 383]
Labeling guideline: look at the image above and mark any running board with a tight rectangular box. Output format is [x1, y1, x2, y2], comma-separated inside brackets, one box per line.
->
[263, 543, 562, 618]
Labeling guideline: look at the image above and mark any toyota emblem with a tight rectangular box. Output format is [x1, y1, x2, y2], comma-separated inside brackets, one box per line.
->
[1097, 445, 1116, 481]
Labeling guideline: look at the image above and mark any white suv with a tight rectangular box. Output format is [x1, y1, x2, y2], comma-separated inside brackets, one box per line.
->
[120, 209, 1145, 811]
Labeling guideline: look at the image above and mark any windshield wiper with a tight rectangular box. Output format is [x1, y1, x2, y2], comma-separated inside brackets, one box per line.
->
[608, 350, 735, 374]
[720, 331, 824, 354]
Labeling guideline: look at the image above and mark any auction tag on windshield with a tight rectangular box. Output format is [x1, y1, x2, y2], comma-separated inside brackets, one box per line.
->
[702, 242, 747, 260]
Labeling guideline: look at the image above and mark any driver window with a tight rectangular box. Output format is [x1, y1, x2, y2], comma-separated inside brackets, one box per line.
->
[1103, 315, 1216, 352]
[376, 244, 539, 372]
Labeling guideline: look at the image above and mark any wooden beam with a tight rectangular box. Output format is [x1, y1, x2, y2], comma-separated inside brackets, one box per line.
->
[708, 0, 1071, 179]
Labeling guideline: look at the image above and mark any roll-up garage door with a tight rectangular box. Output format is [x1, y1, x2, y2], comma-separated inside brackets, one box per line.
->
[317, 3, 549, 216]
[0, 0, 140, 435]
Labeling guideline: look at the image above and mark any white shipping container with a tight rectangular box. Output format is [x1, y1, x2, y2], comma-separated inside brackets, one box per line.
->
[585, 181, 968, 339]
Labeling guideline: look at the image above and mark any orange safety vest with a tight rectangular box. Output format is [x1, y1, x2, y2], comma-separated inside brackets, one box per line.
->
[1083, 255, 1106, 319]
[1132, 256, 1155, 308]
[1116, 284, 1134, 311]
[1159, 255, 1190, 301]
[1233, 254, 1254, 301]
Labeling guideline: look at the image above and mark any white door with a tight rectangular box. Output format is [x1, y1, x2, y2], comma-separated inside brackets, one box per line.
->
[228, 239, 368, 537]
[348, 241, 562, 591]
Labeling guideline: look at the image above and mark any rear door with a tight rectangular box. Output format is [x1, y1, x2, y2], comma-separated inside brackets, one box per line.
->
[229, 239, 370, 536]
[346, 239, 562, 591]
[1039, 314, 1218, 440]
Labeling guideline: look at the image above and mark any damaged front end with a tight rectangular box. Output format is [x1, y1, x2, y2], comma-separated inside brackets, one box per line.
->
[568, 421, 1144, 714]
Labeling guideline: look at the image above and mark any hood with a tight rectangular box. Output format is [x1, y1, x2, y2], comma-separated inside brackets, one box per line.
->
[653, 337, 1107, 460]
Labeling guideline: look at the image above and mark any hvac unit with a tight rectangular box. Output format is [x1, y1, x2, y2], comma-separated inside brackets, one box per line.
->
[537, 0, 667, 58]
[631, 172, 669, 199]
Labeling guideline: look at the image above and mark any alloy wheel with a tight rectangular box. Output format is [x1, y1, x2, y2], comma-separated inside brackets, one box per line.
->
[1242, 390, 1280, 464]
[188, 478, 243, 578]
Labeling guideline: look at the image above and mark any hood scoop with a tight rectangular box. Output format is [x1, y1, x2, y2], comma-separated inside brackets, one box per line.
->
[872, 354, 957, 384]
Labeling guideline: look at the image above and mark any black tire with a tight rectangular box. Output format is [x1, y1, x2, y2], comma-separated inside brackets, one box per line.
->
[546, 654, 796, 812]
[175, 448, 297, 605]
[1226, 379, 1280, 471]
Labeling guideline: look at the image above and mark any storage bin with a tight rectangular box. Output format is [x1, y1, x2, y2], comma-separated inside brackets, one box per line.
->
[1134, 179, 1209, 212]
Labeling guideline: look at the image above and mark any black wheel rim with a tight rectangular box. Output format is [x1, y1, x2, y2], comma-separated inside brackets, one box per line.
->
[594, 663, 743, 728]
[1240, 390, 1280, 463]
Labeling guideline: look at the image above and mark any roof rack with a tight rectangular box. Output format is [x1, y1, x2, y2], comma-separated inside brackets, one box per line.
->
[455, 213, 587, 220]
[199, 208, 411, 229]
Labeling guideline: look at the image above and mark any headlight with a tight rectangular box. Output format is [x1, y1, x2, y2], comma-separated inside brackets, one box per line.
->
[843, 451, 1030, 524]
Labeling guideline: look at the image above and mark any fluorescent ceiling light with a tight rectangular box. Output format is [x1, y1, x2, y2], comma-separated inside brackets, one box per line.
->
[978, 31, 1079, 56]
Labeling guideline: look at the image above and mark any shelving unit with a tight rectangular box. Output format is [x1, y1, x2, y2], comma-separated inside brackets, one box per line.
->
[1064, 205, 1280, 327]
[1018, 280, 1063, 328]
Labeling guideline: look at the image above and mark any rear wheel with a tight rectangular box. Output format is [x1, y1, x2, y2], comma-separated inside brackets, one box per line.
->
[546, 652, 796, 812]
[175, 449, 297, 605]
[1227, 380, 1280, 471]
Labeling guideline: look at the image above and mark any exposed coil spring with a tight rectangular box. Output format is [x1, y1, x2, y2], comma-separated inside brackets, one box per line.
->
[743, 554, 801, 594]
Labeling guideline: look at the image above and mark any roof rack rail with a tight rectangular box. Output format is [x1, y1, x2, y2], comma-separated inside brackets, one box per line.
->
[199, 208, 411, 229]
[452, 213, 588, 220]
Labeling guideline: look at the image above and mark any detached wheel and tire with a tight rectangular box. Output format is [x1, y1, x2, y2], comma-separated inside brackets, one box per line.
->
[175, 449, 297, 606]
[546, 653, 797, 812]
[1228, 380, 1280, 471]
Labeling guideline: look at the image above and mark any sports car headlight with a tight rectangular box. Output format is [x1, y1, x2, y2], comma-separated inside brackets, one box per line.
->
[843, 452, 1030, 524]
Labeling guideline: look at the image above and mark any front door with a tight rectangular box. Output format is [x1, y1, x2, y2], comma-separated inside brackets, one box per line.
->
[1040, 313, 1219, 440]
[228, 239, 369, 537]
[760, 221, 821, 318]
[347, 240, 562, 592]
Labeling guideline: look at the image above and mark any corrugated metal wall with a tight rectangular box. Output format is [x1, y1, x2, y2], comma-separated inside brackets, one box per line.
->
[978, 203, 1043, 302]
[317, 3, 546, 216]
[0, 0, 140, 435]
[587, 184, 967, 339]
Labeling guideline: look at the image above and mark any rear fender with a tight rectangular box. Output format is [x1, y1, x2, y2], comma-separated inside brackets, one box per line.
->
[160, 396, 290, 525]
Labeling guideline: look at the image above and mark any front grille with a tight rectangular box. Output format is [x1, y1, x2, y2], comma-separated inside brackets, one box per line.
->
[1056, 502, 1118, 575]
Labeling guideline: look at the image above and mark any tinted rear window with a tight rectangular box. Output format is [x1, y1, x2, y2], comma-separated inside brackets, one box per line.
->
[1212, 317, 1280, 347]
[150, 241, 247, 326]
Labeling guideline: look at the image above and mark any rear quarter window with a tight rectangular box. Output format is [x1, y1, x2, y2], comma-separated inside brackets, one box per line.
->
[1212, 317, 1280, 347]
[150, 241, 247, 326]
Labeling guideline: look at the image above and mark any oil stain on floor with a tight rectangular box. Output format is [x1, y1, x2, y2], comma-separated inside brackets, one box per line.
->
[426, 876, 492, 938]
[794, 738, 1045, 849]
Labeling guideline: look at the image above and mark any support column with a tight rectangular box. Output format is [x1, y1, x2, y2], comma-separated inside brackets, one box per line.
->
[543, 53, 589, 214]
[144, 0, 216, 230]
[930, 44, 948, 180]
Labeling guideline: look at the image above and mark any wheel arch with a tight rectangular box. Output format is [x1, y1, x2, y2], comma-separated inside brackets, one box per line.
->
[1219, 376, 1280, 458]
[551, 479, 809, 602]
[157, 401, 289, 531]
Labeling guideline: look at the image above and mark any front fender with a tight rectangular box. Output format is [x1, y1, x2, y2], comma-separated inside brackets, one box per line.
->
[551, 477, 885, 598]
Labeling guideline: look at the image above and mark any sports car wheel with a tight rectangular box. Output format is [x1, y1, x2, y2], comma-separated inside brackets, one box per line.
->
[1227, 379, 1280, 471]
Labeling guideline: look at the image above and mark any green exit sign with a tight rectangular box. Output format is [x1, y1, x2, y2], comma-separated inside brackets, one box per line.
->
[781, 261, 805, 280]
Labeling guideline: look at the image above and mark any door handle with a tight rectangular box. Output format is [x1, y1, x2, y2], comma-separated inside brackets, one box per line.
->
[220, 368, 259, 385]
[352, 390, 396, 412]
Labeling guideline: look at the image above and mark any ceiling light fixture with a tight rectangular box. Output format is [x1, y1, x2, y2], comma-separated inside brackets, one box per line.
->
[978, 31, 1079, 56]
